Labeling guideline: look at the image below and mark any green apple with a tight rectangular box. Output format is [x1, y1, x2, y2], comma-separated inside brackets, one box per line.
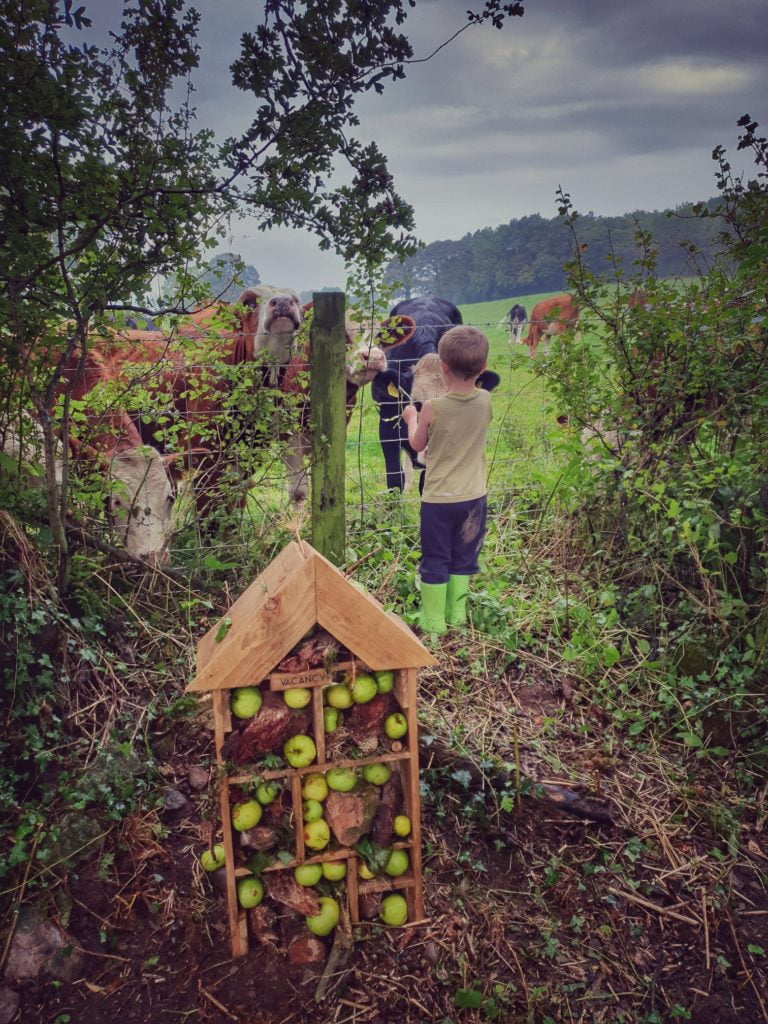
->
[304, 818, 331, 851]
[237, 876, 264, 908]
[301, 773, 328, 802]
[323, 707, 341, 733]
[322, 861, 347, 881]
[294, 863, 323, 886]
[326, 767, 357, 793]
[255, 781, 279, 805]
[283, 687, 312, 709]
[374, 670, 395, 694]
[357, 861, 374, 880]
[384, 712, 408, 739]
[231, 799, 263, 831]
[380, 892, 408, 926]
[384, 849, 410, 877]
[230, 686, 262, 719]
[393, 815, 412, 837]
[302, 798, 323, 823]
[200, 844, 226, 872]
[305, 896, 340, 937]
[283, 734, 317, 768]
[326, 683, 353, 709]
[351, 673, 378, 704]
[362, 762, 392, 786]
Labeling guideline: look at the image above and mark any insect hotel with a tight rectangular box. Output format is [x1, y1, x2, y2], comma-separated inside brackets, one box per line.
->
[186, 541, 437, 961]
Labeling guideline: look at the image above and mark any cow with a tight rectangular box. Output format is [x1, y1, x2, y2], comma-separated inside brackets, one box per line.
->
[406, 351, 501, 492]
[275, 305, 386, 501]
[57, 346, 177, 564]
[370, 296, 463, 491]
[524, 294, 579, 357]
[97, 289, 383, 513]
[506, 303, 528, 345]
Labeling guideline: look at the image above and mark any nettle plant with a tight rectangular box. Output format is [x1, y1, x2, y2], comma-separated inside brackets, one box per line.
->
[534, 117, 768, 755]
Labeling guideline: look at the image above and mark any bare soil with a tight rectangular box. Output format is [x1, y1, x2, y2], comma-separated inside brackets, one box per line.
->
[11, 659, 768, 1024]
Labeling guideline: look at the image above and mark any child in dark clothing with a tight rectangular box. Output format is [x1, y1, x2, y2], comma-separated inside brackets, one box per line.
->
[402, 326, 492, 634]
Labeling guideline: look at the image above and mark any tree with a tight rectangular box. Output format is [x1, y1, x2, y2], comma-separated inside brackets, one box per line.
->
[0, 0, 524, 586]
[195, 253, 261, 303]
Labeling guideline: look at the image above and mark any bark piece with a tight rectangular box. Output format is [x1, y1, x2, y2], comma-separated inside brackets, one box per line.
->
[239, 826, 280, 853]
[223, 692, 311, 764]
[358, 892, 381, 921]
[370, 772, 403, 846]
[325, 783, 381, 847]
[345, 692, 396, 745]
[248, 904, 277, 945]
[281, 915, 327, 965]
[264, 872, 321, 916]
[420, 735, 614, 825]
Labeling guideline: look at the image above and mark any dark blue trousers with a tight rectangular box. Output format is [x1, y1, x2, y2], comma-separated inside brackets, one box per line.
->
[420, 496, 487, 584]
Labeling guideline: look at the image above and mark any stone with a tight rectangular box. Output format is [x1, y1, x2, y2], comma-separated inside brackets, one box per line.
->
[187, 766, 210, 791]
[325, 783, 381, 847]
[163, 788, 189, 811]
[5, 907, 84, 986]
[0, 985, 20, 1024]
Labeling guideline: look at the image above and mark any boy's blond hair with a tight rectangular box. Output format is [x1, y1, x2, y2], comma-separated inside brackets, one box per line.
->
[437, 326, 489, 380]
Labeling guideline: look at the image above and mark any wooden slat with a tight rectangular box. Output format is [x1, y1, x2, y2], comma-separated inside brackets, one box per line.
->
[196, 541, 308, 673]
[291, 772, 305, 863]
[269, 664, 355, 690]
[311, 685, 326, 765]
[187, 555, 317, 692]
[400, 669, 424, 920]
[227, 750, 412, 786]
[314, 553, 437, 670]
[214, 693, 247, 958]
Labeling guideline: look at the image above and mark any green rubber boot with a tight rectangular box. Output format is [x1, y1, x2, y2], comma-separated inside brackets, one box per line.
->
[419, 582, 447, 635]
[446, 574, 470, 627]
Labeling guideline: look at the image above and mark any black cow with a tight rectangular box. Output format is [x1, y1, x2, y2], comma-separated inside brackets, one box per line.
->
[370, 295, 499, 491]
[506, 303, 528, 344]
[371, 296, 463, 490]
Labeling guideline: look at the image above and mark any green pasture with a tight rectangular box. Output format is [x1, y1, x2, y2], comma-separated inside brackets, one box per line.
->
[169, 290, 580, 567]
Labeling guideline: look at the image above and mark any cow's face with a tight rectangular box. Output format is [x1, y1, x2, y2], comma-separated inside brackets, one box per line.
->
[261, 292, 302, 335]
[106, 448, 175, 564]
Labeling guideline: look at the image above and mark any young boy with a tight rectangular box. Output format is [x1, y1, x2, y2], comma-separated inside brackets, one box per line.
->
[402, 326, 492, 634]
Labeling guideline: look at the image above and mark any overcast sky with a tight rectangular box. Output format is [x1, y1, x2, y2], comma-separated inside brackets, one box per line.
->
[95, 0, 768, 294]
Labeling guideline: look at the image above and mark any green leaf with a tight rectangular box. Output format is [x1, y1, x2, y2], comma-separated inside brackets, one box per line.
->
[454, 988, 484, 1009]
[214, 617, 232, 643]
[679, 732, 703, 748]
[747, 944, 765, 956]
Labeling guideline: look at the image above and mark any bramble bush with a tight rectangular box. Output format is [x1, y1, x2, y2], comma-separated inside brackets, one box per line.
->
[533, 116, 768, 761]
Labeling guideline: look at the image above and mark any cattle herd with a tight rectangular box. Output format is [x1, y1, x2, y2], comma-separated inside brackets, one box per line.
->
[3, 287, 581, 566]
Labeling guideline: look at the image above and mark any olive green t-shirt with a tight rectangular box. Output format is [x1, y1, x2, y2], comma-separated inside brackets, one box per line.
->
[422, 389, 492, 503]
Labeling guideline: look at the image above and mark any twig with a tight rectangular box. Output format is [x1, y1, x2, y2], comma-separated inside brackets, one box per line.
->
[701, 888, 710, 973]
[726, 912, 768, 1024]
[200, 987, 240, 1022]
[606, 885, 701, 926]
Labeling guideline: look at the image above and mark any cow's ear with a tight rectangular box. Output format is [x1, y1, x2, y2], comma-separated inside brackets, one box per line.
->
[237, 289, 260, 308]
[377, 314, 416, 348]
[477, 370, 501, 392]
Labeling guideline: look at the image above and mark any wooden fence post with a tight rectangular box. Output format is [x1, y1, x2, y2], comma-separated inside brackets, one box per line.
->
[310, 291, 346, 566]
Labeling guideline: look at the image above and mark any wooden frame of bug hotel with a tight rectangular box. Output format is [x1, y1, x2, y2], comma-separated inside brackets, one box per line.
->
[186, 541, 437, 958]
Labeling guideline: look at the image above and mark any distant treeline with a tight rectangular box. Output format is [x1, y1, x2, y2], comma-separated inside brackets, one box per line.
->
[383, 198, 725, 302]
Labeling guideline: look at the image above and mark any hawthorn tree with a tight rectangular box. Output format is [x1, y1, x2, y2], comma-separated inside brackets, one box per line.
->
[0, 0, 524, 585]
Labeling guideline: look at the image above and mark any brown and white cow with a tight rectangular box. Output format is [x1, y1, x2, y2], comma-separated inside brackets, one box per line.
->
[98, 289, 384, 512]
[523, 294, 579, 356]
[58, 346, 177, 563]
